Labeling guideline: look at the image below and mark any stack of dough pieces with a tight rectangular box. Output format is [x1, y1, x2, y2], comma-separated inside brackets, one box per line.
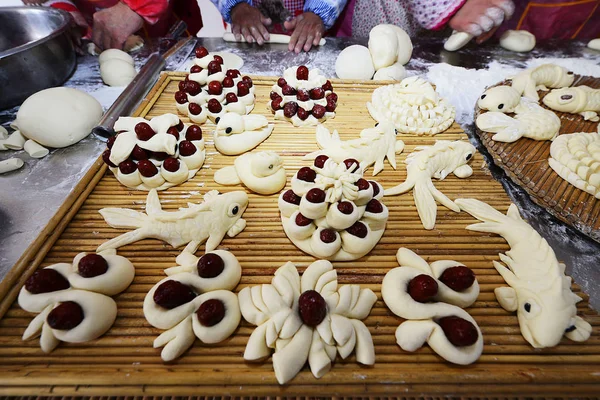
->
[335, 24, 411, 81]
[99, 49, 137, 87]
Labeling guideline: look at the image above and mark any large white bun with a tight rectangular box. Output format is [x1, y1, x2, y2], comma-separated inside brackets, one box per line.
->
[15, 87, 103, 148]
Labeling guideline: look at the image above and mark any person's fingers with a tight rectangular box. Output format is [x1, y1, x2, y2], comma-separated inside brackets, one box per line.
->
[495, 0, 515, 19]
[475, 26, 499, 44]
[288, 22, 301, 51]
[250, 26, 264, 45]
[461, 23, 483, 36]
[261, 15, 272, 26]
[241, 26, 254, 43]
[485, 6, 505, 26]
[257, 23, 270, 42]
[92, 25, 103, 50]
[476, 15, 494, 32]
[294, 25, 308, 53]
[232, 25, 243, 42]
[284, 18, 297, 32]
[313, 30, 322, 46]
[304, 30, 315, 52]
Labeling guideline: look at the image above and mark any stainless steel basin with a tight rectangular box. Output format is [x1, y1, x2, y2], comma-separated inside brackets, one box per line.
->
[0, 7, 76, 110]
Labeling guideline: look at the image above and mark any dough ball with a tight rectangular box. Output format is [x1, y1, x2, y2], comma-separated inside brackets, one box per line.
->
[16, 87, 103, 148]
[368, 25, 399, 71]
[588, 38, 600, 51]
[499, 30, 536, 52]
[373, 63, 407, 81]
[100, 58, 137, 87]
[335, 45, 375, 80]
[98, 49, 134, 65]
[444, 31, 473, 52]
[388, 25, 413, 65]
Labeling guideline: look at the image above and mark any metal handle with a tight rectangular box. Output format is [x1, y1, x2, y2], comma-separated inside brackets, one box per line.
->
[92, 52, 165, 140]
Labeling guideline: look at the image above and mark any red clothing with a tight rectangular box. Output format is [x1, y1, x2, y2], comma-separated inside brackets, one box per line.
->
[497, 0, 600, 40]
[47, 0, 203, 37]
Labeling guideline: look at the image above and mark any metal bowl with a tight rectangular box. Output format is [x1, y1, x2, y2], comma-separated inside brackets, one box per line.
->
[0, 7, 76, 110]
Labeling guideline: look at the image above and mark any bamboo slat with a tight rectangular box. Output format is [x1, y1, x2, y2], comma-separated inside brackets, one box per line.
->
[0, 72, 598, 397]
[473, 75, 600, 243]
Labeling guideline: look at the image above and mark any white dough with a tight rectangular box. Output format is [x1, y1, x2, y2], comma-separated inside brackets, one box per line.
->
[0, 158, 24, 174]
[335, 45, 375, 80]
[511, 63, 574, 101]
[279, 159, 389, 261]
[367, 77, 456, 135]
[214, 151, 287, 195]
[144, 250, 242, 361]
[100, 58, 137, 87]
[98, 48, 134, 65]
[16, 87, 103, 148]
[3, 130, 26, 150]
[108, 114, 206, 191]
[214, 113, 274, 155]
[305, 123, 404, 176]
[384, 140, 475, 230]
[369, 24, 413, 67]
[444, 31, 473, 52]
[588, 38, 600, 50]
[223, 32, 326, 46]
[99, 49, 137, 87]
[368, 25, 399, 71]
[239, 260, 376, 384]
[373, 63, 407, 81]
[0, 126, 8, 140]
[477, 97, 561, 142]
[499, 30, 536, 52]
[213, 51, 244, 70]
[24, 139, 49, 158]
[477, 85, 521, 113]
[98, 189, 248, 258]
[18, 252, 134, 353]
[456, 198, 593, 348]
[548, 131, 600, 198]
[542, 85, 600, 121]
[381, 248, 483, 365]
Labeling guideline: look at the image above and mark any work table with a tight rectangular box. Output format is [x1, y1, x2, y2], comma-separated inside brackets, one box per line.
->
[1, 37, 599, 308]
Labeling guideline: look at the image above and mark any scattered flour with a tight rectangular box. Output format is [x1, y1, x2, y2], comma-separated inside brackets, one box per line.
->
[426, 57, 600, 128]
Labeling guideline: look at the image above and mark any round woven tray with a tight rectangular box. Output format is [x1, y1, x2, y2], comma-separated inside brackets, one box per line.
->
[473, 74, 600, 243]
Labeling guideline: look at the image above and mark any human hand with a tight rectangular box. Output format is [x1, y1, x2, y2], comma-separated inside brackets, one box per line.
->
[231, 3, 271, 45]
[284, 12, 324, 53]
[449, 0, 514, 43]
[92, 1, 144, 50]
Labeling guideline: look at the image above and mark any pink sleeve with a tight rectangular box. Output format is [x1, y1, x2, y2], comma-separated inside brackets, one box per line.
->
[121, 0, 169, 25]
[407, 0, 466, 30]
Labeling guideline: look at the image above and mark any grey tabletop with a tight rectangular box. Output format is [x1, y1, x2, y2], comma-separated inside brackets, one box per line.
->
[1, 37, 599, 308]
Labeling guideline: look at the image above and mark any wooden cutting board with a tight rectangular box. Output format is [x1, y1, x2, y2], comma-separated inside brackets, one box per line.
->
[0, 73, 598, 397]
[473, 75, 600, 243]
